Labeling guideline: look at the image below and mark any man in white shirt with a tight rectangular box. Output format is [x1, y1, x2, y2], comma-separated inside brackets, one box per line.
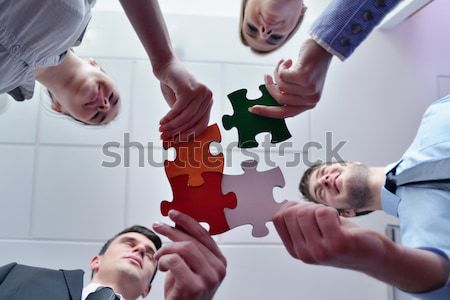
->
[0, 210, 226, 300]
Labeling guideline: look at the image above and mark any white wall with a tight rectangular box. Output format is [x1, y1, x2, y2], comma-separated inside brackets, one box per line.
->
[1, 1, 449, 299]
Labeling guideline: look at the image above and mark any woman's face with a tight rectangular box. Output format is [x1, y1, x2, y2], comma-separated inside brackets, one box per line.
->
[241, 0, 304, 52]
[52, 58, 120, 125]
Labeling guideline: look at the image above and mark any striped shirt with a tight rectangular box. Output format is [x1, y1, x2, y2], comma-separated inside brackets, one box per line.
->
[0, 0, 96, 101]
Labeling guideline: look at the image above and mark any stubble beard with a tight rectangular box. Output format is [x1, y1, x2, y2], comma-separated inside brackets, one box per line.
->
[346, 164, 373, 209]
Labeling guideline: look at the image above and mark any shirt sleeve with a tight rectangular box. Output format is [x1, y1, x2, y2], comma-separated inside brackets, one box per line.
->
[310, 0, 402, 60]
[407, 278, 450, 300]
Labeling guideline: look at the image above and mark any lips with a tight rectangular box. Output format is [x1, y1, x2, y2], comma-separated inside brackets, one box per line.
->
[124, 255, 142, 268]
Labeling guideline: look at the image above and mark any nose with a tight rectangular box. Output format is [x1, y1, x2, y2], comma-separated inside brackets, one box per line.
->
[259, 24, 273, 39]
[97, 97, 110, 112]
[319, 174, 330, 186]
[133, 243, 146, 257]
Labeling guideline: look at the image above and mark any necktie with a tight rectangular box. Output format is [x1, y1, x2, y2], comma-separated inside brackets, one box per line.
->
[85, 287, 120, 300]
[385, 158, 450, 193]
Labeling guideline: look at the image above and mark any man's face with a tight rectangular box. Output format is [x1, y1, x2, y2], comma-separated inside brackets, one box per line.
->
[91, 232, 157, 298]
[307, 162, 372, 211]
[52, 58, 120, 125]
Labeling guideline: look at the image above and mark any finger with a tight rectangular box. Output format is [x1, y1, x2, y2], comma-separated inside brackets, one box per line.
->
[315, 206, 343, 240]
[264, 74, 284, 102]
[263, 75, 318, 108]
[282, 59, 293, 69]
[278, 70, 318, 95]
[159, 95, 204, 133]
[250, 105, 308, 118]
[278, 204, 309, 258]
[159, 85, 191, 125]
[273, 206, 297, 258]
[157, 210, 225, 263]
[158, 253, 194, 278]
[153, 220, 226, 275]
[172, 108, 211, 143]
[156, 241, 218, 280]
[161, 98, 212, 140]
[296, 204, 323, 244]
[273, 59, 285, 85]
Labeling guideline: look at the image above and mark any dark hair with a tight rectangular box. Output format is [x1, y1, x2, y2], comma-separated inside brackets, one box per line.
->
[239, 0, 307, 54]
[93, 225, 162, 283]
[299, 162, 323, 203]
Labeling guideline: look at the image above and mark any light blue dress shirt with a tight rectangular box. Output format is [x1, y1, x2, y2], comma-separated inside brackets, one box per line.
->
[0, 0, 96, 101]
[381, 95, 450, 299]
[310, 0, 402, 60]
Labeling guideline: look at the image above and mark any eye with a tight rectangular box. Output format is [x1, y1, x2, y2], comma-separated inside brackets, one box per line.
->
[246, 23, 257, 33]
[269, 34, 284, 41]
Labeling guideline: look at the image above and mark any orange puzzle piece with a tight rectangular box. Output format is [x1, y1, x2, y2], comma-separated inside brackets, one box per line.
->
[163, 123, 224, 187]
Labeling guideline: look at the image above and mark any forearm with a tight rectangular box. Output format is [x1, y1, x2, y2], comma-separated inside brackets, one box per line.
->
[310, 0, 402, 60]
[364, 238, 449, 293]
[119, 0, 175, 78]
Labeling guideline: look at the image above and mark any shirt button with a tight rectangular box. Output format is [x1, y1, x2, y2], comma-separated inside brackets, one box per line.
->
[340, 37, 350, 47]
[375, 0, 386, 8]
[10, 44, 21, 55]
[351, 23, 362, 34]
[363, 11, 374, 21]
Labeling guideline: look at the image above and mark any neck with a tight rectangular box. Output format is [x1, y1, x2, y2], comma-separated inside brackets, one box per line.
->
[34, 51, 79, 96]
[91, 278, 139, 300]
[367, 167, 388, 210]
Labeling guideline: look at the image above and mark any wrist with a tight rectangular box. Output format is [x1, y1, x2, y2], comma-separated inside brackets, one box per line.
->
[152, 53, 177, 80]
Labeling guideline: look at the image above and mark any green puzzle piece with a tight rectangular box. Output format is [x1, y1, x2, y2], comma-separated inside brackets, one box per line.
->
[222, 84, 292, 148]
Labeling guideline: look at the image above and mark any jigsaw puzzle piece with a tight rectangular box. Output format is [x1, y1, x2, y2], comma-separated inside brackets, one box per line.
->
[163, 123, 224, 187]
[221, 160, 287, 237]
[161, 172, 237, 235]
[222, 85, 292, 148]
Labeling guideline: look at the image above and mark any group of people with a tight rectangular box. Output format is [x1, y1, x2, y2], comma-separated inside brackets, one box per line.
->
[1, 0, 448, 299]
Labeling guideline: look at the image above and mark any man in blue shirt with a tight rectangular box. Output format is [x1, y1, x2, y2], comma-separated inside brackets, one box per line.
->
[273, 95, 450, 299]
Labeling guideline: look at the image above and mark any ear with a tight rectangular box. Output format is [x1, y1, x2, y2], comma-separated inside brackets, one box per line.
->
[90, 255, 101, 274]
[141, 284, 152, 298]
[51, 99, 64, 113]
[339, 209, 356, 218]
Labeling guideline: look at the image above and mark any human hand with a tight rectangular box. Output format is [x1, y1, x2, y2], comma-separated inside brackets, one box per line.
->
[152, 210, 226, 300]
[250, 39, 333, 118]
[272, 201, 390, 271]
[157, 59, 213, 142]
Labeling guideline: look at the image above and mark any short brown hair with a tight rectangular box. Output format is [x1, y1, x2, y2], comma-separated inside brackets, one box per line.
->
[299, 162, 323, 202]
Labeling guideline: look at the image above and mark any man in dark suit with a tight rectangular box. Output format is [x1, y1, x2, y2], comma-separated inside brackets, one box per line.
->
[0, 210, 227, 300]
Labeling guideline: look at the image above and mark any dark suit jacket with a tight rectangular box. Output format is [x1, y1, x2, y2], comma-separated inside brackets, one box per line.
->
[0, 262, 84, 300]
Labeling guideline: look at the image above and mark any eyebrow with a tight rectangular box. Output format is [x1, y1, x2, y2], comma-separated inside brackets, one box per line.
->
[121, 236, 156, 255]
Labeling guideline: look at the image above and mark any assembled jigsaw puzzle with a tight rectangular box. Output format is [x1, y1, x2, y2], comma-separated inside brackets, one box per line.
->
[222, 84, 292, 148]
[163, 123, 224, 187]
[160, 85, 291, 238]
[222, 160, 287, 237]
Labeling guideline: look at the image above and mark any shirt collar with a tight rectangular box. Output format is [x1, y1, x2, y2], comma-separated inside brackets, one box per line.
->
[380, 163, 401, 217]
[82, 282, 125, 300]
